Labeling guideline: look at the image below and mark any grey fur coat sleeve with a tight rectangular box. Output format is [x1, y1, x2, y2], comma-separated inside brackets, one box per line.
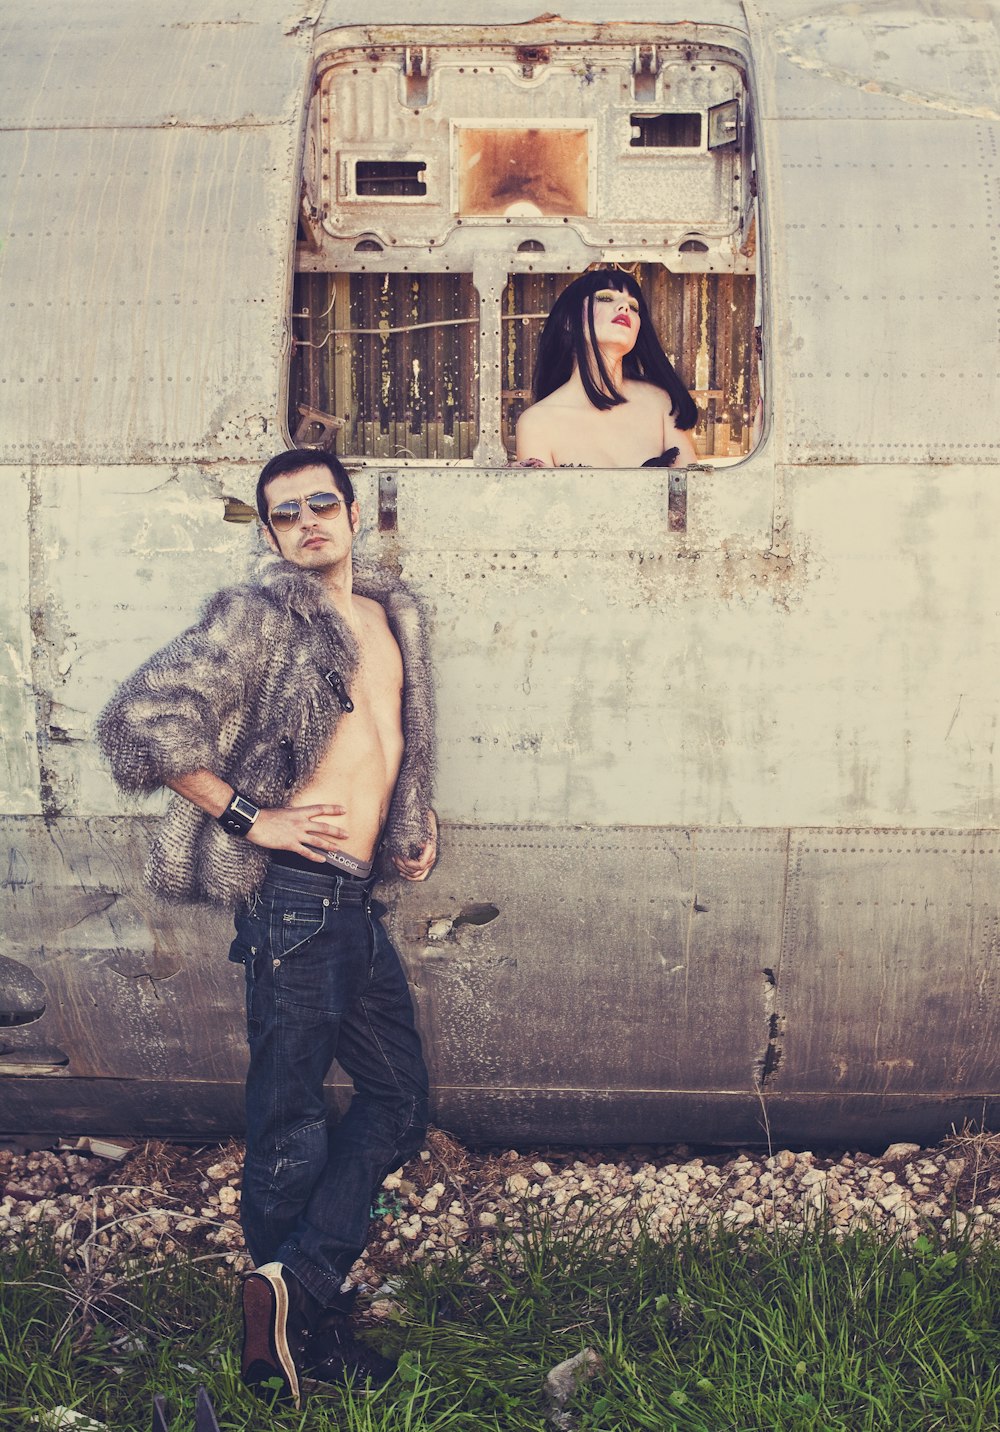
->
[376, 580, 437, 861]
[95, 587, 261, 795]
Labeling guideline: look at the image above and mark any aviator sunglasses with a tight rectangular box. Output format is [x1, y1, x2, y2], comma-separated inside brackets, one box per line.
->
[268, 491, 344, 530]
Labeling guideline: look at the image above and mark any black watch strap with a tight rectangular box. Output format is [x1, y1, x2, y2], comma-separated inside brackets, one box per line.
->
[218, 791, 261, 837]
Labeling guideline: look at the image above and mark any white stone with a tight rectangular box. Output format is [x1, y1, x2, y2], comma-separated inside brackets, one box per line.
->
[882, 1142, 921, 1162]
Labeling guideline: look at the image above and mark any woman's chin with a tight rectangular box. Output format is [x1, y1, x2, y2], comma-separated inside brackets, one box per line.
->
[595, 333, 636, 356]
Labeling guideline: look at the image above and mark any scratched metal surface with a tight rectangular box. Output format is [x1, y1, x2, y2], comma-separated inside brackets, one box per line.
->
[313, 48, 742, 247]
[313, 2, 750, 29]
[0, 0, 311, 129]
[776, 832, 1000, 1096]
[3, 817, 1000, 1147]
[2, 1, 1000, 1141]
[747, 0, 1000, 463]
[0, 0, 310, 466]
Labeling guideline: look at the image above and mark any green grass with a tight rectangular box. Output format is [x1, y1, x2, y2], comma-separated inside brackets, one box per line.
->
[3, 1216, 1000, 1430]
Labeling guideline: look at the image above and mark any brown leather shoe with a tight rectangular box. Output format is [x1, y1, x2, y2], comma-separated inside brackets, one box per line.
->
[241, 1262, 320, 1409]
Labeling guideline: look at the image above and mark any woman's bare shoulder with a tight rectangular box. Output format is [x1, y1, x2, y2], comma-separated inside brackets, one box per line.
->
[623, 378, 674, 411]
[519, 383, 577, 418]
[515, 399, 558, 463]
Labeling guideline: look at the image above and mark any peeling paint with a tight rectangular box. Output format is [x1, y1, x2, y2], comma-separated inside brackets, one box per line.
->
[772, 12, 1000, 121]
[755, 966, 784, 1089]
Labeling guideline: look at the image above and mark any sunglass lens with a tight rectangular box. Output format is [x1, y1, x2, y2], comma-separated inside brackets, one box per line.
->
[270, 501, 299, 529]
[309, 493, 341, 517]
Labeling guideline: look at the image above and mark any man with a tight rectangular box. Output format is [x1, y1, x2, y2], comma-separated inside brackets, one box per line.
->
[97, 448, 437, 1408]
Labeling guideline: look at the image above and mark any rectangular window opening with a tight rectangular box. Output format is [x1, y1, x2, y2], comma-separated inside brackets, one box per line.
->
[289, 273, 479, 461]
[501, 266, 759, 463]
[630, 113, 702, 148]
[355, 161, 427, 197]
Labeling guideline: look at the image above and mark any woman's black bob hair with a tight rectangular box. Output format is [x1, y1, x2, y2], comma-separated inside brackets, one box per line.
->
[531, 268, 698, 430]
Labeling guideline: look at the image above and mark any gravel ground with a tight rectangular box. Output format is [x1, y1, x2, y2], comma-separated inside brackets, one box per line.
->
[3, 1128, 1000, 1305]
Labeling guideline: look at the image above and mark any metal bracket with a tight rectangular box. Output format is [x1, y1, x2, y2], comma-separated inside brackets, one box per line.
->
[378, 469, 398, 532]
[404, 47, 429, 106]
[298, 183, 323, 252]
[632, 44, 659, 101]
[668, 470, 687, 533]
[293, 404, 343, 449]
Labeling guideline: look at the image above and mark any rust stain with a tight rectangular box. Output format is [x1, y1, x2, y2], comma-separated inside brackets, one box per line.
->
[456, 128, 589, 218]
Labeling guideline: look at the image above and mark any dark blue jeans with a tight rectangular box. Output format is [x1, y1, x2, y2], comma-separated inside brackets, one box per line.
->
[228, 863, 429, 1307]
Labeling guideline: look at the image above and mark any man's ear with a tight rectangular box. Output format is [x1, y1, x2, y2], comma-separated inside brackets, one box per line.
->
[350, 500, 360, 534]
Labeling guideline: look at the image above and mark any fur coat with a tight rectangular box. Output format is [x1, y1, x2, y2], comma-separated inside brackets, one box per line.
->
[96, 554, 436, 905]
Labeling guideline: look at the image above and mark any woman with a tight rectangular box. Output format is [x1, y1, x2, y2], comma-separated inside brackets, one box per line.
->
[514, 268, 698, 468]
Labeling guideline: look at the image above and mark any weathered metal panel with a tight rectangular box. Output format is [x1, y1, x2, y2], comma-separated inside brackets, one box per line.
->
[746, 1, 1000, 123]
[392, 826, 787, 1091]
[0, 469, 40, 814]
[747, 1, 1000, 465]
[3, 0, 1000, 1145]
[773, 463, 1000, 828]
[432, 1090, 1000, 1149]
[0, 125, 299, 464]
[772, 117, 998, 464]
[4, 815, 1000, 1146]
[315, 2, 750, 29]
[21, 465, 257, 815]
[314, 46, 741, 246]
[0, 818, 242, 1093]
[776, 832, 1000, 1097]
[360, 456, 1000, 837]
[0, 1, 312, 129]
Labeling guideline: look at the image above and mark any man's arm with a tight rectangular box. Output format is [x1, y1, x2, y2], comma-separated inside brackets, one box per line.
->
[391, 808, 438, 882]
[166, 771, 348, 862]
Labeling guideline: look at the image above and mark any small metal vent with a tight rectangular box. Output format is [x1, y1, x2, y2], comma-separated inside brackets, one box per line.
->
[355, 161, 427, 197]
[630, 113, 702, 148]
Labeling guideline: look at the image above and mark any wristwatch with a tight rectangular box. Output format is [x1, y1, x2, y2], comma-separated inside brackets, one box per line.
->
[218, 790, 261, 837]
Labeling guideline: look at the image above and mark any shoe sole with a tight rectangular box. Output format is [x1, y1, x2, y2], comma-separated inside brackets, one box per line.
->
[241, 1266, 300, 1409]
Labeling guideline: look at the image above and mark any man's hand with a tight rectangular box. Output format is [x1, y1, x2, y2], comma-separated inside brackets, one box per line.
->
[393, 809, 438, 882]
[246, 804, 348, 861]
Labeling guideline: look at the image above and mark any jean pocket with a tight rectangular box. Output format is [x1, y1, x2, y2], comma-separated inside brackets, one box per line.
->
[244, 949, 264, 1038]
[276, 902, 328, 957]
[228, 896, 263, 965]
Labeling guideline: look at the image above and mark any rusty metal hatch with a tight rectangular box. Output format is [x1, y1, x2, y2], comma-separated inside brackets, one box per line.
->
[291, 27, 759, 465]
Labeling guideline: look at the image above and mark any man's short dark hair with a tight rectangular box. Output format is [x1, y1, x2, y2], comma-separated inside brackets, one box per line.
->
[256, 449, 356, 526]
